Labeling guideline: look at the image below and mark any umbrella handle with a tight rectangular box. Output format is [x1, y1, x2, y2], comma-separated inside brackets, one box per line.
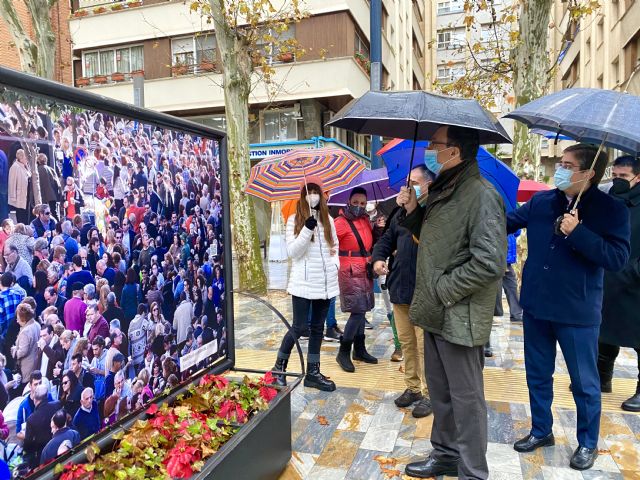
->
[405, 123, 419, 189]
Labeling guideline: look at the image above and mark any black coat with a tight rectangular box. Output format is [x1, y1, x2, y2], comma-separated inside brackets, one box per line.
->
[371, 209, 418, 305]
[600, 184, 640, 347]
[23, 399, 62, 468]
[38, 339, 65, 380]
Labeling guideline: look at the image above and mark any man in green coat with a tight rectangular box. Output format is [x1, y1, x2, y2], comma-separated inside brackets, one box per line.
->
[401, 126, 507, 480]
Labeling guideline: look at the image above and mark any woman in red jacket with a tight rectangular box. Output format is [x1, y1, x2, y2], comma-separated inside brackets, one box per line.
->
[334, 187, 380, 372]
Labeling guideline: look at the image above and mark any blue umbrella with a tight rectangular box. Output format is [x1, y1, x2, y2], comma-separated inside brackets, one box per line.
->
[378, 139, 519, 212]
[504, 88, 640, 155]
[327, 168, 397, 206]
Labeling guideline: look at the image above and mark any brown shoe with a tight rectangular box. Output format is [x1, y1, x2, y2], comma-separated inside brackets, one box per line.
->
[391, 347, 403, 362]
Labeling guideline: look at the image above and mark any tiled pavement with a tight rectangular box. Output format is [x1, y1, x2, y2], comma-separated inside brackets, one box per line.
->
[232, 262, 640, 479]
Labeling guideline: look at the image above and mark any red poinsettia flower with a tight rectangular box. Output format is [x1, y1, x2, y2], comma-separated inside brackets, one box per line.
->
[164, 440, 201, 478]
[260, 371, 275, 385]
[60, 463, 94, 480]
[200, 374, 229, 389]
[146, 403, 159, 416]
[217, 400, 247, 423]
[259, 384, 277, 402]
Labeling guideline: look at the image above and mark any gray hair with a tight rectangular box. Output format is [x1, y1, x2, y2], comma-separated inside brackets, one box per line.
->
[62, 221, 73, 235]
[83, 283, 96, 300]
[35, 384, 49, 403]
[34, 237, 49, 253]
[107, 292, 116, 305]
[412, 164, 435, 183]
[81, 387, 94, 400]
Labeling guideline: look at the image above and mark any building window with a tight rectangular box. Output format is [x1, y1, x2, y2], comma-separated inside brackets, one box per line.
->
[437, 31, 451, 49]
[437, 64, 464, 83]
[171, 34, 216, 67]
[437, 0, 463, 15]
[83, 45, 143, 77]
[256, 26, 296, 64]
[382, 3, 389, 38]
[262, 109, 298, 142]
[355, 31, 370, 58]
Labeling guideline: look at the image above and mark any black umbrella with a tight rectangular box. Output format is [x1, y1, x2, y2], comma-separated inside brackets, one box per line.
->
[326, 90, 512, 184]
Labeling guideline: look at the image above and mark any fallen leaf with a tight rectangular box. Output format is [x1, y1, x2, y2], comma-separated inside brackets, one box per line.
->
[598, 449, 610, 455]
[373, 455, 399, 467]
[317, 415, 329, 426]
[381, 466, 402, 478]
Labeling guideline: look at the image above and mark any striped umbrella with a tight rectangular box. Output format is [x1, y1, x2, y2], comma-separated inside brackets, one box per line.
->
[245, 147, 366, 202]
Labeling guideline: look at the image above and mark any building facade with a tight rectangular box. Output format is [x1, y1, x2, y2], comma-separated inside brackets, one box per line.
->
[68, 0, 428, 156]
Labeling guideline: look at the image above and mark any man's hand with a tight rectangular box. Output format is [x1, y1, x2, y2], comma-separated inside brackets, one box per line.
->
[373, 260, 388, 276]
[560, 210, 580, 236]
[375, 216, 386, 229]
[397, 186, 418, 214]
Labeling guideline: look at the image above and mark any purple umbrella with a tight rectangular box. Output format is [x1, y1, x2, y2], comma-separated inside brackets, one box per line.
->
[327, 168, 397, 206]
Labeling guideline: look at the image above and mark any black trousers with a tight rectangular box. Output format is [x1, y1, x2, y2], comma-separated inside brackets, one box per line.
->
[11, 205, 29, 225]
[278, 296, 329, 364]
[343, 312, 366, 341]
[598, 342, 640, 383]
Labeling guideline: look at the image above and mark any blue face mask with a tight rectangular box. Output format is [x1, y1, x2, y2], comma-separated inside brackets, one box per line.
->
[424, 150, 441, 175]
[554, 167, 574, 191]
[413, 185, 421, 198]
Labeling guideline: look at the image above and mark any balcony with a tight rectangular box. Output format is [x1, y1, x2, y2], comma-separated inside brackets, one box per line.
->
[77, 56, 370, 112]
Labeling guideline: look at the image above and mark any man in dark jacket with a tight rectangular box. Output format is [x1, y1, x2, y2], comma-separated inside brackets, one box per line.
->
[40, 409, 80, 465]
[598, 155, 640, 411]
[37, 324, 65, 381]
[23, 384, 62, 468]
[508, 144, 630, 471]
[372, 165, 434, 419]
[400, 126, 507, 480]
[102, 292, 125, 325]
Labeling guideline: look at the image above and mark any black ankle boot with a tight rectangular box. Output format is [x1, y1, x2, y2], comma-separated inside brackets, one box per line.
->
[336, 337, 355, 372]
[304, 362, 336, 392]
[272, 358, 288, 387]
[597, 349, 615, 393]
[622, 383, 640, 412]
[353, 334, 378, 364]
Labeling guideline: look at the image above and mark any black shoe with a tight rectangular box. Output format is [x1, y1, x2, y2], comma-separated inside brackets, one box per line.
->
[394, 388, 423, 408]
[601, 379, 612, 393]
[271, 357, 288, 387]
[335, 325, 344, 335]
[570, 446, 597, 470]
[510, 315, 523, 322]
[299, 328, 310, 339]
[405, 456, 458, 478]
[336, 337, 355, 372]
[352, 334, 378, 364]
[412, 398, 433, 418]
[304, 362, 336, 392]
[484, 345, 493, 358]
[364, 319, 373, 329]
[622, 387, 640, 412]
[514, 433, 555, 453]
[324, 327, 340, 342]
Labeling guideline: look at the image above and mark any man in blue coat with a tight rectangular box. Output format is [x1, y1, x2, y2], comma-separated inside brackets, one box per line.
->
[508, 144, 630, 471]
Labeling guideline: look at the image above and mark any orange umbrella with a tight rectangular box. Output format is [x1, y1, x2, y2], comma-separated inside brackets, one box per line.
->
[281, 199, 298, 222]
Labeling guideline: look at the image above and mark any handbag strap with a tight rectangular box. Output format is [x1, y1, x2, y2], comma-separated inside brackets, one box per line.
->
[345, 218, 370, 257]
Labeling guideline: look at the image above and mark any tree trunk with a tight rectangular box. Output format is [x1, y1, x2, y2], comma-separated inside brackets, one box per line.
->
[25, 0, 58, 80]
[209, 0, 268, 294]
[0, 0, 38, 74]
[510, 0, 553, 179]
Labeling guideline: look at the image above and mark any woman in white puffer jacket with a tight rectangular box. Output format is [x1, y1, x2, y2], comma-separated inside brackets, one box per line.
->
[272, 177, 339, 392]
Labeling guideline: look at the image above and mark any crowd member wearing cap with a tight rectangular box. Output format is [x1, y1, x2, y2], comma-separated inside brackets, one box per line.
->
[271, 178, 338, 392]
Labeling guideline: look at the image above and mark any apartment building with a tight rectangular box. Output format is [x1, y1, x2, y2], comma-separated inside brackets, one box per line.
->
[68, 0, 428, 156]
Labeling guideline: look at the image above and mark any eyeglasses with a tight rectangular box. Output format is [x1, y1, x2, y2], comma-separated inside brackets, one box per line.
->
[62, 381, 69, 385]
[43, 211, 51, 216]
[428, 141, 451, 149]
[556, 162, 583, 172]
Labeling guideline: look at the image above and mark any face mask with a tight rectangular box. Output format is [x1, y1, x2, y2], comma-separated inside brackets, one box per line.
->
[413, 185, 421, 198]
[306, 193, 320, 209]
[424, 147, 457, 176]
[610, 177, 631, 195]
[347, 205, 366, 218]
[553, 167, 574, 191]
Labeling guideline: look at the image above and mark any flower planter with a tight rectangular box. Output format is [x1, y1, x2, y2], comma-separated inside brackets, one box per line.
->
[92, 6, 107, 14]
[130, 69, 144, 78]
[93, 75, 108, 84]
[110, 3, 124, 11]
[277, 52, 294, 63]
[75, 77, 90, 87]
[199, 61, 216, 73]
[30, 370, 293, 480]
[127, 1, 143, 7]
[73, 9, 88, 17]
[171, 65, 189, 76]
[111, 72, 125, 82]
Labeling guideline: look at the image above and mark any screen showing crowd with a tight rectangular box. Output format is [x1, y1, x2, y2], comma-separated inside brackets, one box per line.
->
[0, 87, 227, 475]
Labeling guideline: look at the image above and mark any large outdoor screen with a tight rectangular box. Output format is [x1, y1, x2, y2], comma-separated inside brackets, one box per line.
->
[0, 77, 229, 476]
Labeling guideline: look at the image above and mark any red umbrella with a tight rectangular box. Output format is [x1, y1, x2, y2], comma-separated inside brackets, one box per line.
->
[517, 179, 551, 202]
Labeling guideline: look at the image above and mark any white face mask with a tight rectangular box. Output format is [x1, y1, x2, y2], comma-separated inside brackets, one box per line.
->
[306, 193, 320, 209]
